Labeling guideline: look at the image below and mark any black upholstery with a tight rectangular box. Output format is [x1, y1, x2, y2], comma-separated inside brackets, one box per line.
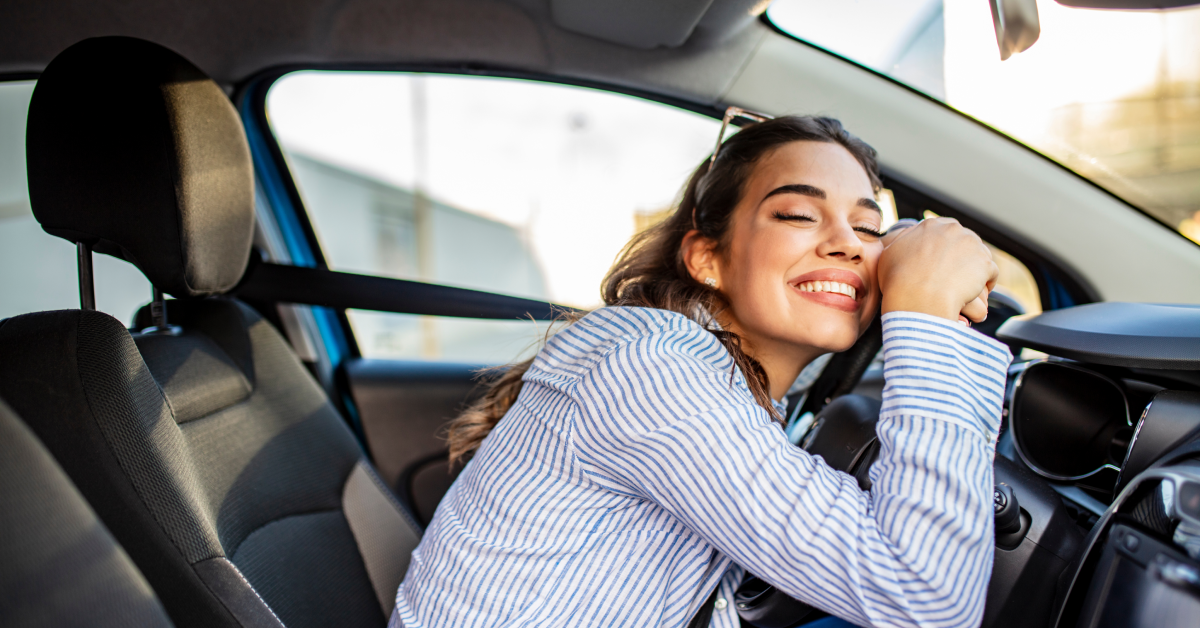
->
[26, 36, 254, 298]
[0, 397, 174, 628]
[2, 35, 421, 628]
[0, 299, 421, 627]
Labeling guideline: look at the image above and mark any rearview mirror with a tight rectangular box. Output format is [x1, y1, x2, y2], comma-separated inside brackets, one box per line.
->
[990, 0, 1041, 60]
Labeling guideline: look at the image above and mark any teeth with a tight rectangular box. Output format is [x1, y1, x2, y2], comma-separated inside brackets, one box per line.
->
[796, 281, 856, 300]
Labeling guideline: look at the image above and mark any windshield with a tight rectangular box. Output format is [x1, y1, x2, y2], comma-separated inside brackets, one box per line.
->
[767, 0, 1200, 246]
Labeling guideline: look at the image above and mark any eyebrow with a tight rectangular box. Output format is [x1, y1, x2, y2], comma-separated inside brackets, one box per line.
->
[764, 183, 882, 214]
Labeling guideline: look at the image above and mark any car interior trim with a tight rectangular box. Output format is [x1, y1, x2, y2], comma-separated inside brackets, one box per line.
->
[1008, 359, 1131, 483]
[239, 81, 358, 369]
[342, 459, 422, 616]
[1053, 467, 1200, 626]
[998, 303, 1200, 370]
[1118, 391, 1200, 492]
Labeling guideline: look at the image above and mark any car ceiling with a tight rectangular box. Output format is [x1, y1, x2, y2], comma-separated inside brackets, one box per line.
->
[0, 0, 770, 105]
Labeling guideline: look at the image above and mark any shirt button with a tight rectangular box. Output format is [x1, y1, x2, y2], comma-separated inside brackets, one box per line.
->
[714, 598, 728, 611]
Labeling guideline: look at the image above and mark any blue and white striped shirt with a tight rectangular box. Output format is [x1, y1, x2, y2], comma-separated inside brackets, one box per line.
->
[391, 307, 1011, 628]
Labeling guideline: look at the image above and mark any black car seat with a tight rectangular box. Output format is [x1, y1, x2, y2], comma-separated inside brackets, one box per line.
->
[0, 36, 421, 628]
[0, 397, 174, 628]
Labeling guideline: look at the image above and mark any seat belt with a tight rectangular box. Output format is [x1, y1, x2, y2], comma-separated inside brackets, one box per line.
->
[234, 257, 565, 320]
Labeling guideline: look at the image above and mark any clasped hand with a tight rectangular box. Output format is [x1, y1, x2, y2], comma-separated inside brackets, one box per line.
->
[878, 218, 998, 325]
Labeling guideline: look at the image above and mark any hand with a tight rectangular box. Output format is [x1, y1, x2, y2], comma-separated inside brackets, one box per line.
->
[877, 218, 998, 324]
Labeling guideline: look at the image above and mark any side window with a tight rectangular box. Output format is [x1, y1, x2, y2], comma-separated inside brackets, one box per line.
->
[0, 81, 150, 322]
[266, 72, 721, 363]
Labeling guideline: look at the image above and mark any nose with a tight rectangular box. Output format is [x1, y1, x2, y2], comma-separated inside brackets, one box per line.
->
[815, 219, 864, 262]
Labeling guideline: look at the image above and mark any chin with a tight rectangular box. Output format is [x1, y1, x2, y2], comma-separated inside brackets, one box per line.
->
[797, 306, 878, 353]
[792, 317, 861, 354]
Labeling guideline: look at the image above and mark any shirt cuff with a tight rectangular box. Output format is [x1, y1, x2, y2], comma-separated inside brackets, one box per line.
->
[878, 311, 1013, 443]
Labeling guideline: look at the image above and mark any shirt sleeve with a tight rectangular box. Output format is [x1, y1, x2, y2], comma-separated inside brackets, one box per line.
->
[569, 311, 1012, 628]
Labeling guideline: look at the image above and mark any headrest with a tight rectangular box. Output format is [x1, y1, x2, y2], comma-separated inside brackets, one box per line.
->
[26, 37, 254, 298]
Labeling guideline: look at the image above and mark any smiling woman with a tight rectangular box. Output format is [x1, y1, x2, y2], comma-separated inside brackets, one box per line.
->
[681, 138, 886, 400]
[400, 115, 1012, 628]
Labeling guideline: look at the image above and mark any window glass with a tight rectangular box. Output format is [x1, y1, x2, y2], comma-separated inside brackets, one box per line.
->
[769, 0, 1200, 247]
[266, 72, 721, 361]
[0, 81, 150, 323]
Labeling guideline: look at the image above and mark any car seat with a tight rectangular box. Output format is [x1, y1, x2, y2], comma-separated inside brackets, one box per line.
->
[0, 36, 421, 628]
[0, 397, 174, 628]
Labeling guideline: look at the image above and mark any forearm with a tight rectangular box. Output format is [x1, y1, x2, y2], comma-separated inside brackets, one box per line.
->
[698, 314, 1009, 627]
[848, 312, 1011, 626]
[571, 316, 1010, 627]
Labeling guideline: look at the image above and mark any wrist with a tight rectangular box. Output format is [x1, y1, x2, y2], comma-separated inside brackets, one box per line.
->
[881, 295, 960, 322]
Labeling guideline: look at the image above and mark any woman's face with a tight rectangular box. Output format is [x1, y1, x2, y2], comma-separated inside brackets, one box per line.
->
[699, 140, 884, 367]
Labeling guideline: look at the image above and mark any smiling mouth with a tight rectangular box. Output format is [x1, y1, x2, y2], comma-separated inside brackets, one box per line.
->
[794, 280, 857, 301]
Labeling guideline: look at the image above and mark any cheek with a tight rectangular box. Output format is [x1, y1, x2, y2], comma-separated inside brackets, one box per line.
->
[725, 226, 786, 286]
[719, 236, 792, 334]
[859, 243, 885, 328]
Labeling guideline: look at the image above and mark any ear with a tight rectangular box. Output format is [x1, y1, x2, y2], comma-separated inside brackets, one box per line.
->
[682, 229, 723, 289]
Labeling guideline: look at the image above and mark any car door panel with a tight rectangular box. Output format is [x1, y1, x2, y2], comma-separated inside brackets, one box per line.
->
[344, 359, 484, 524]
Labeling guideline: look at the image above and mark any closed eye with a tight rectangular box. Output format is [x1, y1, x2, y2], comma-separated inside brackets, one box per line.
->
[776, 212, 881, 238]
[855, 226, 883, 238]
[773, 211, 816, 224]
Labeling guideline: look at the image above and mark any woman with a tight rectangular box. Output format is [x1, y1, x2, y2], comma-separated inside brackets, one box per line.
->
[391, 114, 1010, 628]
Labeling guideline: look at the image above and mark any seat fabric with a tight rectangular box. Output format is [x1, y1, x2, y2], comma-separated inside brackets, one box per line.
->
[0, 298, 421, 628]
[0, 398, 174, 628]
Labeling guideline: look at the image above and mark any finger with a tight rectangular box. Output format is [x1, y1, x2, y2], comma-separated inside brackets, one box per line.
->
[985, 259, 1000, 292]
[961, 296, 988, 323]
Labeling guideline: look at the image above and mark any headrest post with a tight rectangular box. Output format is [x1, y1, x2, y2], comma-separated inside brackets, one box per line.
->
[139, 287, 181, 336]
[151, 287, 168, 328]
[77, 242, 95, 311]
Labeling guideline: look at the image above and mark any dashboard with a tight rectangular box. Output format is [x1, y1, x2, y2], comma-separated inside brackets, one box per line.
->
[736, 303, 1200, 628]
[995, 302, 1200, 627]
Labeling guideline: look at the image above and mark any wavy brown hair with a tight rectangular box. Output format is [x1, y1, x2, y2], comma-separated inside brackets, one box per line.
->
[447, 115, 882, 464]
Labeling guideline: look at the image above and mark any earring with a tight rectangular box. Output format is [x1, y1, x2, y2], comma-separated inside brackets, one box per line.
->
[704, 277, 717, 288]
